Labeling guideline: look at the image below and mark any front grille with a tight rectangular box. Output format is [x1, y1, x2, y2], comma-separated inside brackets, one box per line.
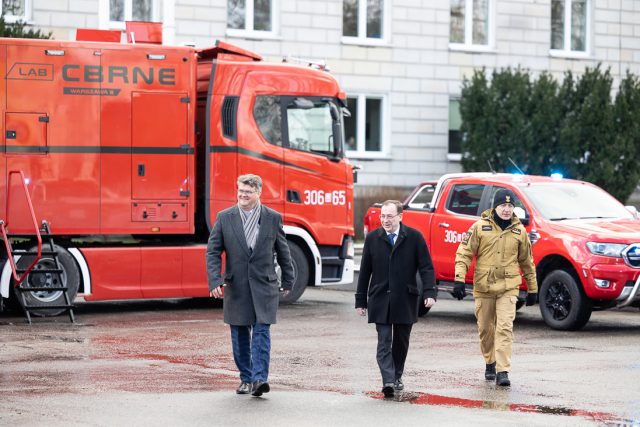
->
[622, 244, 640, 268]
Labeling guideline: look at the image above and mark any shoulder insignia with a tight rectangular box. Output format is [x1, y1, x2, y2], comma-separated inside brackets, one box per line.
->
[511, 228, 521, 235]
[481, 225, 493, 231]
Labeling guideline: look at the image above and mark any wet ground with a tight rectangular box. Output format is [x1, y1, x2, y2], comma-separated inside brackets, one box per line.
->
[2, 287, 640, 427]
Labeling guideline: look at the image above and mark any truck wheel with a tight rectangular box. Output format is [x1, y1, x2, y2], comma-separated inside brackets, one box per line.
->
[12, 245, 80, 317]
[278, 241, 309, 304]
[539, 270, 592, 331]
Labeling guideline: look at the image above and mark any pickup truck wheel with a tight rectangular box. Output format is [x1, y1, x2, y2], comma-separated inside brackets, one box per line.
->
[278, 241, 308, 304]
[12, 245, 80, 317]
[539, 270, 592, 331]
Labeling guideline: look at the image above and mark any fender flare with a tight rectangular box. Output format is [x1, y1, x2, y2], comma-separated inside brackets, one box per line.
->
[283, 225, 321, 286]
[0, 247, 91, 299]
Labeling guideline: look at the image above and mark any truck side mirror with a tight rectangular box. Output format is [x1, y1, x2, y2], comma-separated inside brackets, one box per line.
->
[351, 164, 362, 183]
[625, 205, 639, 219]
[514, 207, 530, 225]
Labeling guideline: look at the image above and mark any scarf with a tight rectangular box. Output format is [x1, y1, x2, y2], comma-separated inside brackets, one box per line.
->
[240, 203, 261, 250]
[492, 210, 512, 231]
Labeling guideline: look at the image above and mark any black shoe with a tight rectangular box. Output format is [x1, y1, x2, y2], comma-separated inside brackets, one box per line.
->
[236, 381, 251, 394]
[496, 371, 510, 387]
[485, 362, 496, 381]
[382, 383, 395, 398]
[394, 378, 404, 391]
[251, 380, 270, 397]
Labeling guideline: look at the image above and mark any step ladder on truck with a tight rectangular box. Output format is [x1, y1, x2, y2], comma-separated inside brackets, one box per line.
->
[0, 170, 75, 324]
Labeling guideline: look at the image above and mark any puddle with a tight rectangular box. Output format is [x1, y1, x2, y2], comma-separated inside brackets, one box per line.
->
[367, 390, 632, 424]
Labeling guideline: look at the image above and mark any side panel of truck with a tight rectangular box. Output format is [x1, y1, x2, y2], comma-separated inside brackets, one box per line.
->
[5, 44, 101, 233]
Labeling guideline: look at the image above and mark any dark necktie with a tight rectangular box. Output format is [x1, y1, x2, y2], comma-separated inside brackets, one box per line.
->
[387, 233, 396, 246]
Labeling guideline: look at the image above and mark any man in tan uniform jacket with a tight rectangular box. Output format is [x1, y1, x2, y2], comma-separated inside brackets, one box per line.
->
[454, 188, 537, 387]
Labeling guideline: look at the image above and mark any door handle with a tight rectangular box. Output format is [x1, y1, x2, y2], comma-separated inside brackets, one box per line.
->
[438, 222, 450, 228]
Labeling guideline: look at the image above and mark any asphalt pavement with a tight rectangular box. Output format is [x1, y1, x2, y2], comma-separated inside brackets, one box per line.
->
[2, 282, 640, 426]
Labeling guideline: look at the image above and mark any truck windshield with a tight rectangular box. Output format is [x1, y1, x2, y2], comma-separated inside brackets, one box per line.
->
[286, 100, 338, 157]
[522, 183, 634, 221]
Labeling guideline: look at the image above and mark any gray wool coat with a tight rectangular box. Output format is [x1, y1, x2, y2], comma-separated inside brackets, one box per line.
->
[206, 204, 294, 325]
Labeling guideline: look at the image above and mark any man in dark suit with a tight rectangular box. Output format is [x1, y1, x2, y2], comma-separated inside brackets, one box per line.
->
[206, 174, 294, 397]
[356, 200, 436, 397]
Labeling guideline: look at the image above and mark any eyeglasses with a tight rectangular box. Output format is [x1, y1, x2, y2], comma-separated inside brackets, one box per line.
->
[380, 214, 400, 220]
[238, 189, 257, 195]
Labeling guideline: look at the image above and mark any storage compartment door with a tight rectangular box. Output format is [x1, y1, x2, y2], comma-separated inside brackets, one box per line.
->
[131, 91, 189, 200]
[5, 112, 48, 154]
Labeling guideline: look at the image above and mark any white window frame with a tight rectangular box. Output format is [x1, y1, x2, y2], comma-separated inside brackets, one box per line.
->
[98, 0, 160, 31]
[449, 0, 494, 52]
[549, 0, 591, 58]
[341, 0, 390, 47]
[226, 0, 280, 40]
[1, 0, 32, 23]
[345, 93, 389, 159]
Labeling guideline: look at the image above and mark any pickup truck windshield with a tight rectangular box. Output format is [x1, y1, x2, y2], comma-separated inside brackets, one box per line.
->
[522, 183, 634, 221]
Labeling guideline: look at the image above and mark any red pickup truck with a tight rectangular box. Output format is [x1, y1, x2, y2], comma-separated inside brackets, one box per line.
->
[363, 173, 640, 330]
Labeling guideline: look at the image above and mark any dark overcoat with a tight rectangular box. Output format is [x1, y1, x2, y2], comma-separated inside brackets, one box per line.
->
[206, 205, 294, 325]
[355, 223, 436, 324]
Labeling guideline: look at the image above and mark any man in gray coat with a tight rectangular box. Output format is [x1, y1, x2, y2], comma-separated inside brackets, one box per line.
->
[206, 174, 294, 397]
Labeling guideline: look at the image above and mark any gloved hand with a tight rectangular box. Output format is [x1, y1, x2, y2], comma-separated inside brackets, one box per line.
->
[525, 293, 538, 306]
[452, 281, 466, 300]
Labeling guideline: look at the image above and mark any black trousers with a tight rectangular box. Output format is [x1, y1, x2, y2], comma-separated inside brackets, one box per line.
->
[375, 323, 413, 385]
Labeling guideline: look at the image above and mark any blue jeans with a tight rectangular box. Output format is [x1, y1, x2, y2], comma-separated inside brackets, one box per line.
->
[230, 323, 271, 383]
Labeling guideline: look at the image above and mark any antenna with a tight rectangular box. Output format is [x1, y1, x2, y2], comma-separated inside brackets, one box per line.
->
[508, 157, 525, 175]
[487, 160, 496, 173]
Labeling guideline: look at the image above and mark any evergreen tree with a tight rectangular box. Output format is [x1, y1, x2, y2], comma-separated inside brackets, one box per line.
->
[459, 65, 640, 203]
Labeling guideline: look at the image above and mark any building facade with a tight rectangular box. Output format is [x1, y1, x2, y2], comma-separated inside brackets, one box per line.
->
[5, 0, 640, 234]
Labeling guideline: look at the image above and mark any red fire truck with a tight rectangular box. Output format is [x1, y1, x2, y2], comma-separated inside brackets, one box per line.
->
[0, 25, 355, 318]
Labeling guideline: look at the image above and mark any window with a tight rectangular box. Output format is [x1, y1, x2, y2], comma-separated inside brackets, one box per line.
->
[254, 96, 282, 147]
[1, 0, 30, 23]
[407, 184, 436, 209]
[342, 0, 388, 44]
[227, 0, 278, 37]
[448, 99, 462, 161]
[345, 94, 385, 156]
[551, 0, 589, 55]
[104, 0, 158, 30]
[285, 98, 336, 157]
[449, 0, 492, 49]
[447, 184, 485, 216]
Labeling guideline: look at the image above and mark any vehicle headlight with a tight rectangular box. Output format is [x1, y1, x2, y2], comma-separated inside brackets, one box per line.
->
[585, 242, 627, 257]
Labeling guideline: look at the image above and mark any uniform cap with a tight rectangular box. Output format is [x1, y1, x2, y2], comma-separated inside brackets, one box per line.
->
[493, 188, 516, 209]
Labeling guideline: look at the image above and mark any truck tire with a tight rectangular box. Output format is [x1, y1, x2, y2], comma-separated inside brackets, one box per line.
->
[278, 241, 309, 304]
[539, 270, 592, 331]
[12, 245, 80, 317]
